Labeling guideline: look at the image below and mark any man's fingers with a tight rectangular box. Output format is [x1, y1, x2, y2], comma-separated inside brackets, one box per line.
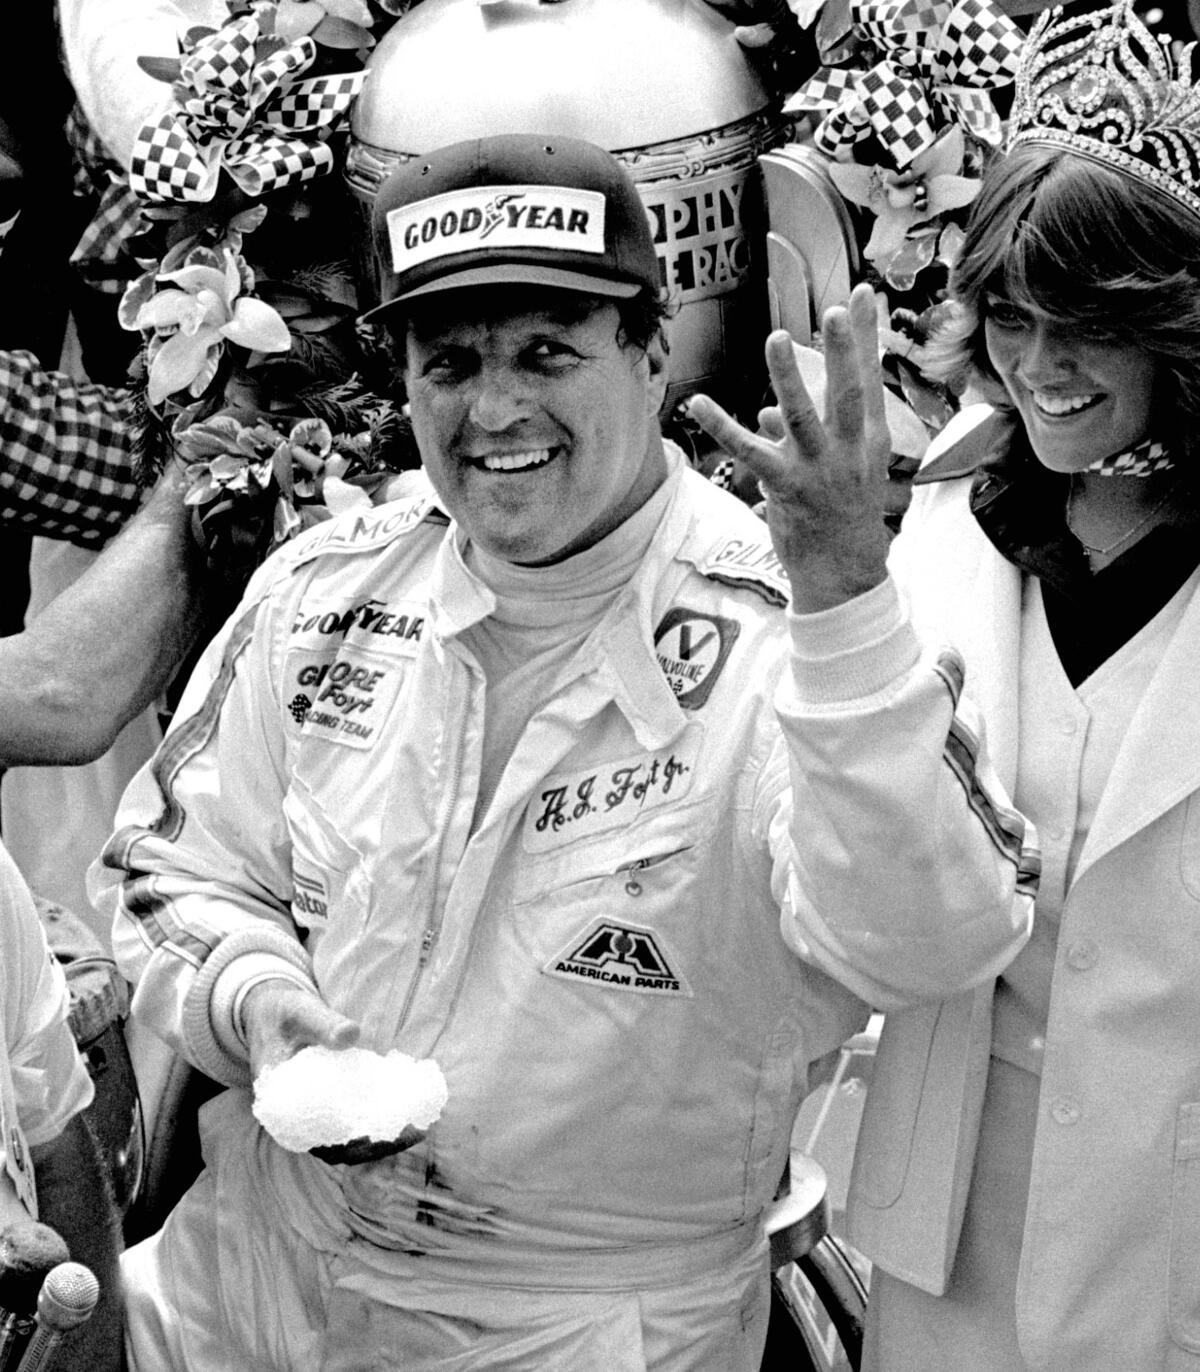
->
[244, 981, 361, 1078]
[763, 331, 826, 459]
[685, 393, 758, 463]
[757, 406, 786, 442]
[686, 392, 790, 489]
[286, 997, 359, 1054]
[321, 1015, 361, 1052]
[821, 307, 866, 444]
[849, 285, 890, 467]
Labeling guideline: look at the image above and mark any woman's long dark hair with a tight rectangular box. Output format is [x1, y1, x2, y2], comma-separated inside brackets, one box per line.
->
[930, 144, 1200, 434]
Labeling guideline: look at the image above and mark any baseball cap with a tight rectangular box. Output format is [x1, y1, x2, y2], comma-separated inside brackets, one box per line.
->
[362, 134, 662, 321]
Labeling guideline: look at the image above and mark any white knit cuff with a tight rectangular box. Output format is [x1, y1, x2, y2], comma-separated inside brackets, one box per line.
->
[211, 955, 319, 1062]
[181, 927, 315, 1088]
[786, 577, 919, 706]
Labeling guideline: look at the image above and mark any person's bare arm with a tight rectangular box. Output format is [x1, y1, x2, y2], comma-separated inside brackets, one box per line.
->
[0, 462, 204, 765]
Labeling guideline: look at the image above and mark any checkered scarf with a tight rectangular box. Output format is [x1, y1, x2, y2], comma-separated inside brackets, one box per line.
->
[785, 0, 1023, 168]
[1086, 438, 1175, 477]
[128, 10, 365, 205]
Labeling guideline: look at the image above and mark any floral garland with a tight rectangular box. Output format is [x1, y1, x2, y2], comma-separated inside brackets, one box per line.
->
[115, 0, 421, 587]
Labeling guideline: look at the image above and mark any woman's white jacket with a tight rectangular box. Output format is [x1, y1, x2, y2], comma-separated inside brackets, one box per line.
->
[848, 405, 1200, 1368]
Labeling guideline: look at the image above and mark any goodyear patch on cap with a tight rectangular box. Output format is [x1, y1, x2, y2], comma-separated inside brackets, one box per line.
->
[387, 185, 606, 273]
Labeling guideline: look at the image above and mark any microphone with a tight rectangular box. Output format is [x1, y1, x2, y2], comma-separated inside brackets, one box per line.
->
[14, 1263, 98, 1372]
[0, 1225, 69, 1372]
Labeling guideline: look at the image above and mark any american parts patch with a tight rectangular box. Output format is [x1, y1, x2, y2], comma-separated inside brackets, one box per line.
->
[653, 607, 740, 709]
[543, 918, 692, 997]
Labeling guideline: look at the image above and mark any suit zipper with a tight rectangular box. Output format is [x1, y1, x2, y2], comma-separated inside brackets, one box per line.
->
[394, 682, 472, 1029]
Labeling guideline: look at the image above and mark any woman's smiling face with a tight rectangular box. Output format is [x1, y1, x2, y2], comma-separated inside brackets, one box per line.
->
[983, 293, 1159, 473]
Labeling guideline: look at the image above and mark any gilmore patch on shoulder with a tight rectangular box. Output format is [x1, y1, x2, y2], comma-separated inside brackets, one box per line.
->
[653, 607, 740, 709]
[543, 918, 692, 997]
[293, 497, 445, 561]
[695, 537, 789, 606]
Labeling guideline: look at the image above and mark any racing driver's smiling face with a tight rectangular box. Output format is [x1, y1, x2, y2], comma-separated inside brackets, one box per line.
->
[403, 286, 669, 566]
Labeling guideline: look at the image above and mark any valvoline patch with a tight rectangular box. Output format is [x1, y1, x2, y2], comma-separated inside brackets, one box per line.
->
[653, 607, 740, 709]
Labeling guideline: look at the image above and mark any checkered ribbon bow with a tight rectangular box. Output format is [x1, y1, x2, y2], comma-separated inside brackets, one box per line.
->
[786, 0, 1022, 168]
[129, 11, 366, 203]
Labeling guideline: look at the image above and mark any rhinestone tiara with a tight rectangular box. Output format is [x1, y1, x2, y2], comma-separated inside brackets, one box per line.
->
[1007, 0, 1200, 220]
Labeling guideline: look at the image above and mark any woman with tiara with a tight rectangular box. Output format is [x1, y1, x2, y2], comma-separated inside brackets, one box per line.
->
[691, 0, 1200, 1365]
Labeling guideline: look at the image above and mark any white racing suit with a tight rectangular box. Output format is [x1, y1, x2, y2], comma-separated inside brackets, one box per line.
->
[92, 455, 1035, 1370]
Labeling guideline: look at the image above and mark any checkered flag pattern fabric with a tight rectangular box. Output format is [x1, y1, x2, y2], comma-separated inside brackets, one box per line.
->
[180, 17, 258, 93]
[126, 9, 363, 206]
[900, 0, 953, 36]
[785, 64, 860, 113]
[854, 0, 928, 49]
[130, 115, 218, 203]
[936, 0, 1023, 85]
[708, 458, 736, 492]
[267, 73, 367, 133]
[853, 0, 896, 42]
[1088, 439, 1174, 477]
[938, 85, 1003, 144]
[813, 98, 871, 156]
[799, 0, 1021, 165]
[862, 63, 938, 166]
[247, 40, 320, 120]
[224, 131, 336, 198]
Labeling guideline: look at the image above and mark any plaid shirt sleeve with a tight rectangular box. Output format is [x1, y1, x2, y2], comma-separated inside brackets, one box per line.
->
[0, 349, 142, 546]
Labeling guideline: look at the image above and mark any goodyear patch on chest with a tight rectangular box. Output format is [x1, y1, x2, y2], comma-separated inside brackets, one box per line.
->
[291, 598, 426, 654]
[653, 607, 739, 709]
[696, 537, 789, 606]
[285, 645, 407, 750]
[543, 918, 692, 997]
[523, 736, 700, 854]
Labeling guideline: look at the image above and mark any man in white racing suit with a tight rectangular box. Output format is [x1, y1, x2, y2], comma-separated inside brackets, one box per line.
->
[92, 135, 1036, 1370]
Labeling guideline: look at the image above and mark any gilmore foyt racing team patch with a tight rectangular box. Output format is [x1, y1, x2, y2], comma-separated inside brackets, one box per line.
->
[386, 185, 606, 273]
[285, 598, 426, 749]
[653, 607, 739, 709]
[544, 918, 692, 997]
[287, 648, 406, 749]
